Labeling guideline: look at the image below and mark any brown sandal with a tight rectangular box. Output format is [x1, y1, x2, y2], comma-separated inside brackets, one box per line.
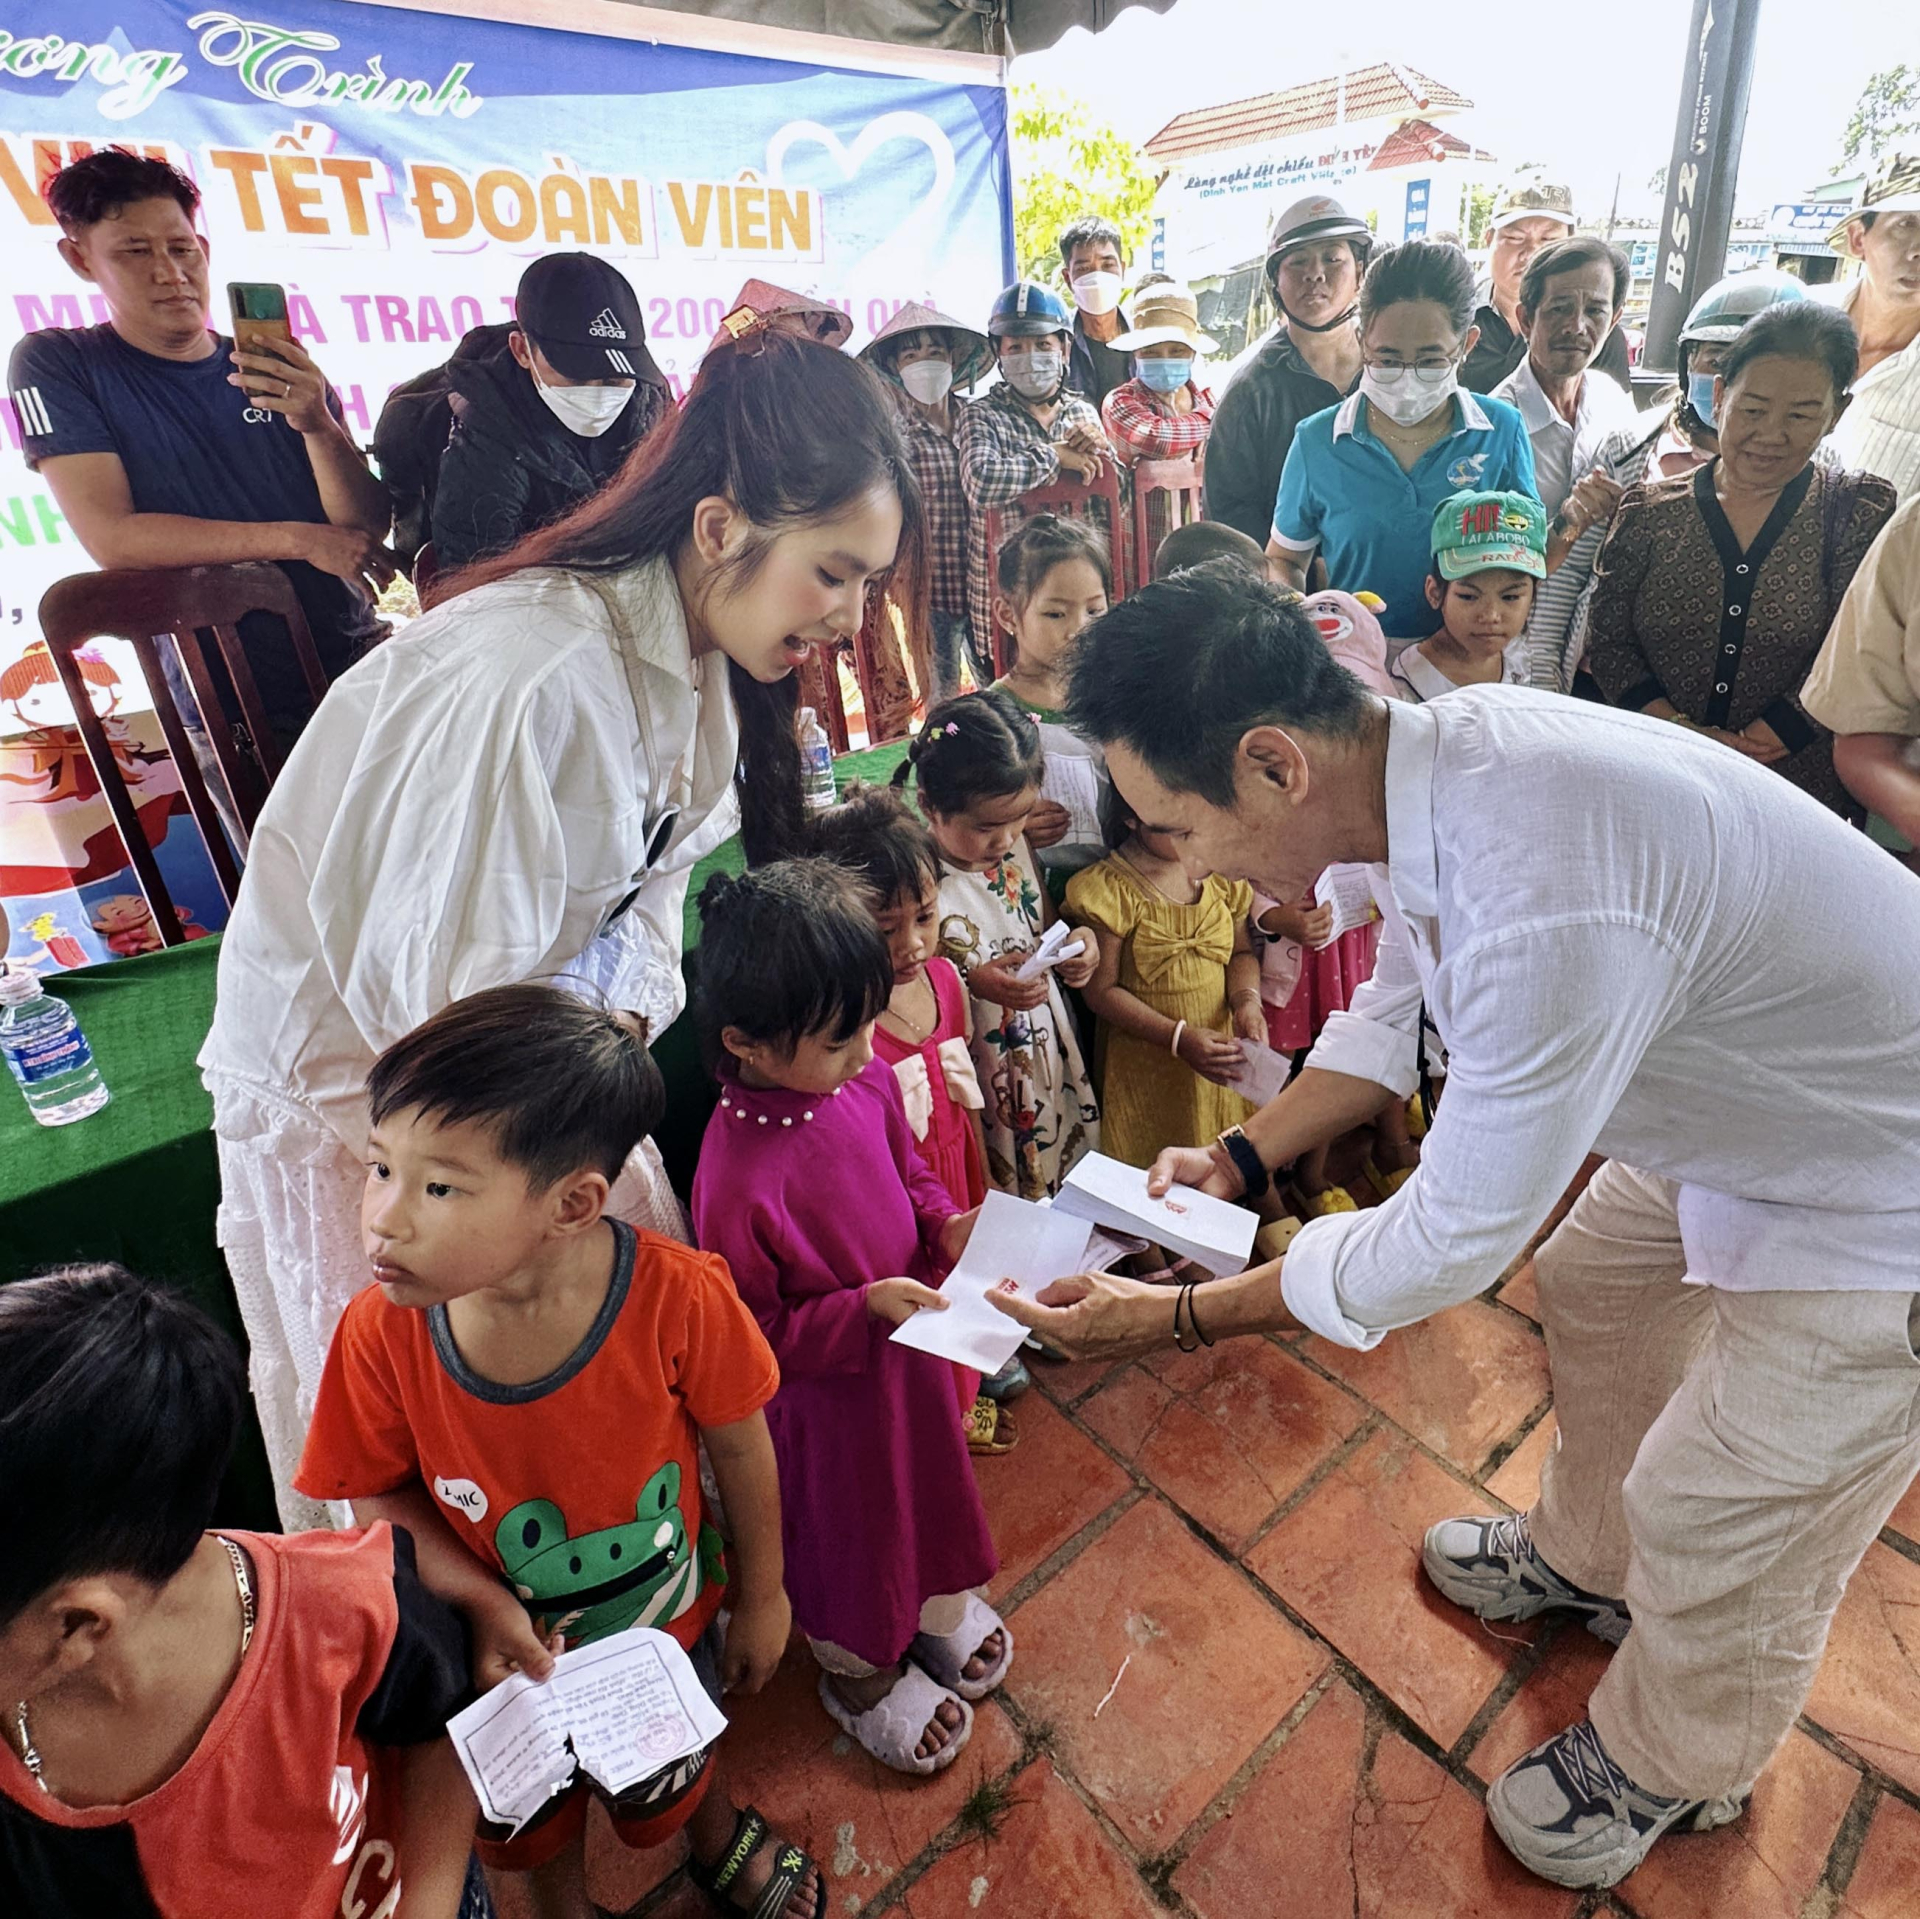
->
[963, 1395, 1019, 1455]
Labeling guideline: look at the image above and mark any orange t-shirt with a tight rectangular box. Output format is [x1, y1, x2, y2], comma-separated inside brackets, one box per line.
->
[296, 1221, 779, 1652]
[0, 1525, 469, 1918]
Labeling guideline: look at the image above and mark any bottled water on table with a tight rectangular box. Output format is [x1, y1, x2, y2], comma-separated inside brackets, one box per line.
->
[1, 965, 111, 1127]
[799, 706, 837, 811]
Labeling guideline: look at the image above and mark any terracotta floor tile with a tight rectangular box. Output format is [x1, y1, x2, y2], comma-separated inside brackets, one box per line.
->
[1006, 1496, 1327, 1850]
[1839, 1792, 1920, 1919]
[971, 1389, 1131, 1603]
[1617, 1728, 1859, 1919]
[673, 1640, 1025, 1912]
[1884, 1469, 1920, 1546]
[1079, 1339, 1366, 1553]
[1499, 1259, 1543, 1325]
[1171, 1681, 1577, 1919]
[1465, 1623, 1612, 1784]
[902, 1758, 1162, 1918]
[1246, 1428, 1535, 1748]
[1028, 1350, 1125, 1406]
[1806, 1540, 1920, 1795]
[1304, 1299, 1552, 1474]
[1486, 1411, 1560, 1513]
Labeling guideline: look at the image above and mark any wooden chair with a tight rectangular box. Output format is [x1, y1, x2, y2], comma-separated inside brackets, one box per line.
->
[1130, 455, 1205, 588]
[983, 465, 1128, 674]
[37, 564, 329, 943]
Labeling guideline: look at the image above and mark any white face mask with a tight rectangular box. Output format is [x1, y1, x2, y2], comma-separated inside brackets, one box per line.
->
[899, 358, 954, 405]
[1360, 361, 1459, 427]
[532, 362, 634, 437]
[1069, 271, 1124, 316]
[1000, 347, 1064, 401]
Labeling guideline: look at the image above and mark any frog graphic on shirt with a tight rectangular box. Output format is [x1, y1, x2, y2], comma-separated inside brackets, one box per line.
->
[494, 1462, 726, 1646]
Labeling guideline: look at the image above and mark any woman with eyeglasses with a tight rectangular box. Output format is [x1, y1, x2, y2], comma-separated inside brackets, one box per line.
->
[1267, 241, 1543, 647]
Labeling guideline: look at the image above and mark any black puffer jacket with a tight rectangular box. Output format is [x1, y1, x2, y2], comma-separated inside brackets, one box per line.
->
[430, 353, 668, 570]
[1201, 324, 1357, 548]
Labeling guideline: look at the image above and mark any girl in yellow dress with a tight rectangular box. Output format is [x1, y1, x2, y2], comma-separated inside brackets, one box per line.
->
[1065, 792, 1265, 1169]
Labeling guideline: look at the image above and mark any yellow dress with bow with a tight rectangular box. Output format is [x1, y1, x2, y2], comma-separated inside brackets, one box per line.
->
[1065, 856, 1256, 1169]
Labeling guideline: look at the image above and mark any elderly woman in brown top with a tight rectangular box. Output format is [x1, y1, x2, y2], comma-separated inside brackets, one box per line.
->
[1588, 302, 1896, 814]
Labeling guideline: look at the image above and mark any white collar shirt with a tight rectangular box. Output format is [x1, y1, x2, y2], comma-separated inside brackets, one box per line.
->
[1828, 281, 1920, 501]
[1389, 640, 1528, 702]
[1286, 691, 1920, 1350]
[1493, 354, 1641, 517]
[200, 555, 741, 1152]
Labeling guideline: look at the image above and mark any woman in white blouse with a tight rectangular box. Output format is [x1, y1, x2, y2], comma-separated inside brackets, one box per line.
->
[201, 326, 924, 1519]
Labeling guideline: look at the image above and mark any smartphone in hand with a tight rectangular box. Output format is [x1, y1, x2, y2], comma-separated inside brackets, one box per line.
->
[228, 281, 291, 355]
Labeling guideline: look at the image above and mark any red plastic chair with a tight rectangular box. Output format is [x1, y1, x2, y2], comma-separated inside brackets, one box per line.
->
[1131, 455, 1205, 585]
[983, 465, 1128, 674]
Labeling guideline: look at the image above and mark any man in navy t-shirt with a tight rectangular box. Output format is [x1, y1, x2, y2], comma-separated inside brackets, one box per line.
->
[8, 151, 393, 742]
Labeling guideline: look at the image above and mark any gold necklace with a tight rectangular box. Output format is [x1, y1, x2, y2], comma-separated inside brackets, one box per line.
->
[13, 1535, 254, 1795]
[882, 970, 939, 1044]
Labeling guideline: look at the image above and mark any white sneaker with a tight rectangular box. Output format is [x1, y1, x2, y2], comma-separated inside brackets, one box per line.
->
[1422, 1512, 1631, 1644]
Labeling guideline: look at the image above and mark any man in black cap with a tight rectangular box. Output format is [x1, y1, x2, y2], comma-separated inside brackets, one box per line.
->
[1202, 195, 1369, 547]
[431, 252, 669, 569]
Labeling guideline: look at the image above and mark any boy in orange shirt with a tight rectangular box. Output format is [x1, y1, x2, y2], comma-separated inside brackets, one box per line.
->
[0, 1263, 480, 1918]
[296, 985, 822, 1919]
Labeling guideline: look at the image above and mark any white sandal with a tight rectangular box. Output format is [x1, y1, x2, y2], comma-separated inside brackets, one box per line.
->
[816, 1663, 973, 1775]
[910, 1593, 1013, 1701]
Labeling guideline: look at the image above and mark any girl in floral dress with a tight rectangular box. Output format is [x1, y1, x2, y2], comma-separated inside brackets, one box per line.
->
[893, 690, 1100, 1199]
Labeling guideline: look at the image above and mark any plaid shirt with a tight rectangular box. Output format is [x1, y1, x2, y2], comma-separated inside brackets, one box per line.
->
[897, 392, 972, 622]
[1100, 378, 1215, 466]
[957, 381, 1106, 651]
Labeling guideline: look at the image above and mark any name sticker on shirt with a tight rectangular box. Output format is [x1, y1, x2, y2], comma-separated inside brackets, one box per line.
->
[435, 1475, 489, 1523]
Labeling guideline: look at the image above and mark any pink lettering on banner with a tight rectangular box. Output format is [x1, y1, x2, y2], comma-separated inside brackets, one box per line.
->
[372, 295, 413, 344]
[340, 292, 374, 343]
[287, 290, 327, 343]
[13, 291, 111, 332]
[450, 296, 483, 334]
[332, 384, 371, 436]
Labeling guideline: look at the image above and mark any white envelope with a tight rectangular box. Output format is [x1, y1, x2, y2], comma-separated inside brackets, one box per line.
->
[1312, 864, 1380, 945]
[1054, 1152, 1257, 1277]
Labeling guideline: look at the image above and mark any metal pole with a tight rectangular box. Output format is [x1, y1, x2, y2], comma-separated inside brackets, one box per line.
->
[1642, 0, 1764, 375]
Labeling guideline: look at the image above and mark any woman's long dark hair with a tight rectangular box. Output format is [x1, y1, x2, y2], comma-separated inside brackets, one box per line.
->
[437, 330, 927, 864]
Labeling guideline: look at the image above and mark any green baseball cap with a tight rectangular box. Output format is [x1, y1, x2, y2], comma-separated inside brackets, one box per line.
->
[1431, 490, 1548, 581]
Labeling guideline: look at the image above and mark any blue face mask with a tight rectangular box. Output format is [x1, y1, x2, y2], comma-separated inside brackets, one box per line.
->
[1137, 355, 1193, 393]
[1687, 370, 1719, 428]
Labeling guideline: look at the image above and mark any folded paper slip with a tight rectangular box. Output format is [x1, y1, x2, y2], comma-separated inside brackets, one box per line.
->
[1054, 1152, 1257, 1276]
[446, 1628, 728, 1834]
[1013, 918, 1087, 983]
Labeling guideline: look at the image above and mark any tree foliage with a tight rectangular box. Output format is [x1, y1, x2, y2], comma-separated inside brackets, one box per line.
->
[1841, 64, 1920, 172]
[1009, 84, 1159, 284]
[1465, 183, 1496, 250]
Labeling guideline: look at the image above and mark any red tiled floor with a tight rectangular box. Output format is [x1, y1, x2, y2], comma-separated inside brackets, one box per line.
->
[1079, 1338, 1366, 1552]
[1466, 1623, 1614, 1783]
[1247, 1427, 1536, 1748]
[1499, 1259, 1543, 1325]
[1028, 1349, 1126, 1406]
[902, 1758, 1162, 1918]
[1303, 1299, 1552, 1474]
[970, 1389, 1131, 1602]
[1839, 1791, 1920, 1919]
[1487, 1411, 1560, 1515]
[1006, 1496, 1328, 1850]
[1884, 1469, 1920, 1546]
[1170, 1681, 1578, 1919]
[1806, 1540, 1920, 1795]
[1616, 1728, 1859, 1919]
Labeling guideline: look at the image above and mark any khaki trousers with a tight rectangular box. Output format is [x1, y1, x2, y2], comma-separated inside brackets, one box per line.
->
[1528, 1161, 1920, 1801]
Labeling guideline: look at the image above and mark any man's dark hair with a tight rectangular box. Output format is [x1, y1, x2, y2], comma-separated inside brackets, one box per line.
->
[1066, 560, 1374, 806]
[1720, 299, 1860, 403]
[1518, 236, 1631, 319]
[367, 984, 664, 1186]
[1154, 519, 1267, 581]
[696, 859, 893, 1055]
[1358, 239, 1478, 338]
[47, 150, 200, 238]
[1058, 213, 1126, 272]
[0, 1264, 243, 1625]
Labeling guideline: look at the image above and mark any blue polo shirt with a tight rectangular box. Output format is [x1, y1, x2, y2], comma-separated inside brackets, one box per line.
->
[1272, 388, 1539, 640]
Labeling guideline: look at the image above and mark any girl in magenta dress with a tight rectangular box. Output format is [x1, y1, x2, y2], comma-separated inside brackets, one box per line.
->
[690, 860, 1009, 1778]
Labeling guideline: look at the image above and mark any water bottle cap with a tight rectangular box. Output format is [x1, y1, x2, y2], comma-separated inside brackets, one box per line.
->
[799, 707, 817, 725]
[0, 966, 45, 1005]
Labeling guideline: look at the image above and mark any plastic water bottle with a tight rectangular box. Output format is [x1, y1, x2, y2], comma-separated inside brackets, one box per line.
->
[0, 966, 110, 1127]
[799, 706, 837, 811]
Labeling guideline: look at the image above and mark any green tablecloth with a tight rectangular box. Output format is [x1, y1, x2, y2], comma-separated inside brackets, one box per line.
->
[0, 737, 910, 1528]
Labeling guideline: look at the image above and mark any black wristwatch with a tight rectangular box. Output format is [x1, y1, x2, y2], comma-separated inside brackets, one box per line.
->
[1214, 1126, 1269, 1202]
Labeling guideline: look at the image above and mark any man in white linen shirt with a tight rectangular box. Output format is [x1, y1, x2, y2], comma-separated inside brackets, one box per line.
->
[1825, 153, 1920, 500]
[995, 563, 1920, 1892]
[1492, 237, 1641, 689]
